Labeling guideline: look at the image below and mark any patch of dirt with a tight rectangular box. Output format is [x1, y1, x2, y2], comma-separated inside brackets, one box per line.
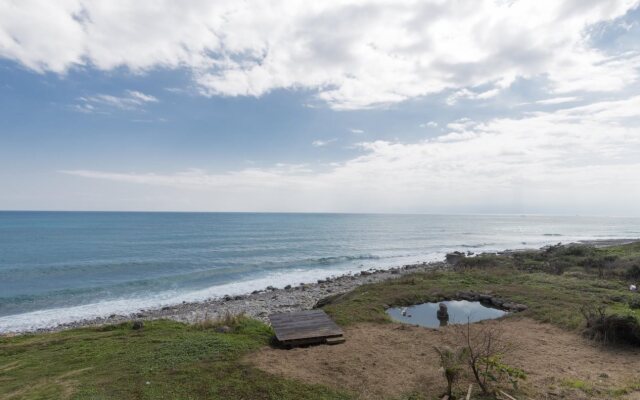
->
[250, 318, 640, 399]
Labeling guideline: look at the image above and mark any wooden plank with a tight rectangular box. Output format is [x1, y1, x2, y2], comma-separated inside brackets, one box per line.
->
[269, 310, 344, 343]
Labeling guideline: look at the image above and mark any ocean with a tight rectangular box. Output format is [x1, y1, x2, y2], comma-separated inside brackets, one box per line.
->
[1, 211, 638, 332]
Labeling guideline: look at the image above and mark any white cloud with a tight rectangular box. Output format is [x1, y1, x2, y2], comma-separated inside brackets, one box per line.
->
[419, 121, 438, 128]
[350, 129, 365, 134]
[446, 87, 501, 105]
[1, 1, 639, 109]
[535, 96, 580, 105]
[73, 90, 158, 113]
[312, 139, 337, 147]
[61, 96, 640, 214]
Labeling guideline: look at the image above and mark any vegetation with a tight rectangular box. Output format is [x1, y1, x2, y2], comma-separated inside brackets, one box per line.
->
[455, 322, 525, 395]
[433, 345, 466, 398]
[0, 318, 351, 400]
[2, 241, 640, 399]
[322, 242, 640, 340]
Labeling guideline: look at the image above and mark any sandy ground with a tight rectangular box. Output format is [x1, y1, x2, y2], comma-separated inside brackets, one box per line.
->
[250, 317, 640, 399]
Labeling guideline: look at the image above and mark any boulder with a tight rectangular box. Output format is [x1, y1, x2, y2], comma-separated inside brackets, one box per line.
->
[132, 320, 144, 330]
[445, 251, 466, 265]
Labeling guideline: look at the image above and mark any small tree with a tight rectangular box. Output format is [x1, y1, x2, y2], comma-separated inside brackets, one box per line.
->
[455, 320, 526, 395]
[433, 345, 466, 398]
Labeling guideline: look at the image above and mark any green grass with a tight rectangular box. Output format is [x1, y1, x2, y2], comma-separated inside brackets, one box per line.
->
[322, 243, 640, 331]
[0, 318, 351, 400]
[322, 268, 636, 330]
[2, 242, 640, 399]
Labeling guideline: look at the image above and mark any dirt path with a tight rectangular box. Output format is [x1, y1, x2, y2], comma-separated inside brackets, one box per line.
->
[250, 317, 640, 399]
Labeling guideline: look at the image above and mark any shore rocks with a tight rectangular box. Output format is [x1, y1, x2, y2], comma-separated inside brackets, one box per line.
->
[215, 325, 231, 333]
[455, 291, 528, 312]
[132, 320, 144, 330]
[445, 251, 466, 265]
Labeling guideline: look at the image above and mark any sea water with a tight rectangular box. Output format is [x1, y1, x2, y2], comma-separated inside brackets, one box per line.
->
[0, 211, 638, 332]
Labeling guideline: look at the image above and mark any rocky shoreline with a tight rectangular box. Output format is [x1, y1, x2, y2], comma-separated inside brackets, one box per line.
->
[23, 260, 449, 334]
[8, 238, 637, 335]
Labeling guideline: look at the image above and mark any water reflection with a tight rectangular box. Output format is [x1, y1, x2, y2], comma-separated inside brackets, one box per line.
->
[386, 300, 507, 328]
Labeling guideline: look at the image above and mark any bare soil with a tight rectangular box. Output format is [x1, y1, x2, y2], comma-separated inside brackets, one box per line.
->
[250, 317, 640, 399]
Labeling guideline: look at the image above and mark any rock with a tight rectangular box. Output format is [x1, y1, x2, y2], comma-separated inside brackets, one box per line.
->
[215, 325, 232, 333]
[132, 320, 144, 330]
[478, 294, 492, 301]
[491, 297, 504, 306]
[251, 290, 260, 295]
[317, 279, 326, 284]
[223, 295, 232, 301]
[360, 271, 372, 276]
[108, 314, 117, 319]
[161, 306, 171, 311]
[233, 295, 243, 300]
[436, 303, 449, 320]
[445, 251, 466, 265]
[284, 284, 292, 290]
[512, 303, 528, 312]
[391, 269, 400, 274]
[266, 286, 276, 291]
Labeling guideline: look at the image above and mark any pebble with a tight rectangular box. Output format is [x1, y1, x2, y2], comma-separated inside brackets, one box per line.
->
[20, 261, 448, 334]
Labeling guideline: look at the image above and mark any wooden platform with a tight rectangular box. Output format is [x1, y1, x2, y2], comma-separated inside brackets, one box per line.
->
[269, 310, 344, 347]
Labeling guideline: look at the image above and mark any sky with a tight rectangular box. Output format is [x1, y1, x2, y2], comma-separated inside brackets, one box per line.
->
[1, 0, 640, 215]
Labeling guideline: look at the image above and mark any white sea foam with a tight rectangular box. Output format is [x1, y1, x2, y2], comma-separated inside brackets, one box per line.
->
[0, 253, 448, 333]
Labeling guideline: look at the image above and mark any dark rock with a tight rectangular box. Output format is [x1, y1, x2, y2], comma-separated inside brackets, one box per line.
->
[132, 320, 144, 330]
[251, 290, 260, 294]
[445, 251, 466, 265]
[161, 306, 171, 311]
[391, 269, 400, 274]
[284, 284, 292, 290]
[233, 295, 243, 300]
[512, 303, 528, 312]
[491, 297, 504, 306]
[215, 325, 232, 333]
[436, 303, 449, 320]
[317, 279, 326, 284]
[266, 286, 276, 291]
[360, 271, 372, 276]
[223, 295, 232, 301]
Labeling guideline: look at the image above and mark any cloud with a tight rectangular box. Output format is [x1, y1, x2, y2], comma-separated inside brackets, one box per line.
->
[312, 139, 337, 147]
[446, 87, 501, 105]
[1, 1, 639, 109]
[419, 121, 438, 128]
[73, 90, 158, 113]
[535, 96, 581, 105]
[61, 96, 640, 214]
[349, 129, 364, 134]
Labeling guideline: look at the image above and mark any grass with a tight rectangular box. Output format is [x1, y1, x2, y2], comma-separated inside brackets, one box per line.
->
[0, 318, 351, 400]
[2, 241, 640, 399]
[322, 242, 640, 333]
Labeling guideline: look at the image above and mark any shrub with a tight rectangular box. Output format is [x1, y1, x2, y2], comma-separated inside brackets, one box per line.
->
[455, 321, 526, 395]
[581, 305, 640, 345]
[626, 265, 640, 280]
[194, 311, 247, 331]
[433, 345, 466, 399]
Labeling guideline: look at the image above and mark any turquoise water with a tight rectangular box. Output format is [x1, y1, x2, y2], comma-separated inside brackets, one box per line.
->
[387, 300, 507, 328]
[0, 212, 638, 332]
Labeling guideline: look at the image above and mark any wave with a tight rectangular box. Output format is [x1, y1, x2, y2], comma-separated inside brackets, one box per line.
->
[0, 252, 443, 333]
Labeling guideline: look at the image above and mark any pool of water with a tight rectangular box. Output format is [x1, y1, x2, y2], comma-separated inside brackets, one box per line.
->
[386, 300, 507, 328]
